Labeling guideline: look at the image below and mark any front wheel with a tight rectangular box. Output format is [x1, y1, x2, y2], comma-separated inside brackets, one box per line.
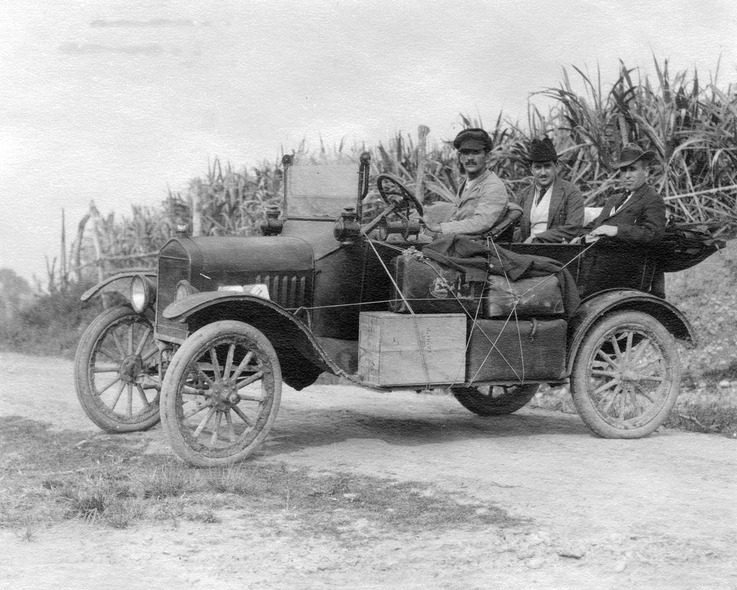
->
[160, 321, 282, 467]
[74, 306, 162, 433]
[570, 311, 680, 438]
[451, 384, 540, 416]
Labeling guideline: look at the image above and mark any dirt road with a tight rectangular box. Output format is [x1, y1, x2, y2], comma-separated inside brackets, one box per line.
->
[1, 351, 735, 589]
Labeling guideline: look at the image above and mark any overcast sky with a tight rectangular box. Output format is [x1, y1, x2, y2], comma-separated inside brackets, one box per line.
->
[1, 0, 736, 284]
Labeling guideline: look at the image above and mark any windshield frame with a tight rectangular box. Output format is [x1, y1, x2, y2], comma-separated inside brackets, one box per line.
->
[281, 153, 370, 221]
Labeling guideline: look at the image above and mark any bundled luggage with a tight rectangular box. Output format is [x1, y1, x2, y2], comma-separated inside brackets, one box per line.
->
[391, 250, 565, 319]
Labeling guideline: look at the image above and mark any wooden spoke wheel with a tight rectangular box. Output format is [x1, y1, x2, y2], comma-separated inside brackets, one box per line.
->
[570, 311, 680, 438]
[160, 321, 282, 467]
[451, 384, 540, 416]
[74, 306, 162, 433]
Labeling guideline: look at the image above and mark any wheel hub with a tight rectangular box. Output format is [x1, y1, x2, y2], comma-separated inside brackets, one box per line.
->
[620, 369, 639, 382]
[119, 355, 143, 383]
[209, 381, 239, 411]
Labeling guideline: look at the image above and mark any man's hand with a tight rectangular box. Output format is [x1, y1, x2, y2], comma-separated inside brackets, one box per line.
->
[572, 223, 618, 244]
[590, 224, 618, 237]
[419, 217, 441, 233]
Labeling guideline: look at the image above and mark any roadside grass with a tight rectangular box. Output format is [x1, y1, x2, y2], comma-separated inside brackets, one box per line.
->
[529, 383, 737, 435]
[657, 242, 737, 434]
[0, 416, 523, 539]
[0, 280, 105, 359]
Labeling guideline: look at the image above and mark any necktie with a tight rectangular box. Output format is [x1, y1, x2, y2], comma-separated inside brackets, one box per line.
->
[534, 187, 545, 206]
[612, 192, 630, 215]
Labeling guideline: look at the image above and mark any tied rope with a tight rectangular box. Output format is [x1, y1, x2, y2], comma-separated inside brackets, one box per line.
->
[292, 231, 599, 390]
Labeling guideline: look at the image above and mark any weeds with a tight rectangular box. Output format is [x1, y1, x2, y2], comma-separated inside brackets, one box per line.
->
[0, 279, 106, 358]
[205, 464, 271, 496]
[139, 465, 199, 500]
[104, 499, 147, 529]
[0, 417, 519, 538]
[62, 487, 108, 522]
[14, 515, 40, 542]
[183, 507, 219, 524]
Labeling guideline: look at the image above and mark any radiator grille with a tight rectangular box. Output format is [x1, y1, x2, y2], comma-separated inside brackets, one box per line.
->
[254, 273, 309, 309]
[154, 256, 312, 343]
[155, 256, 190, 342]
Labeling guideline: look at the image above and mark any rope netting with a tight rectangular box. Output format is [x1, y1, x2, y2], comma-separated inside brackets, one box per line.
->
[291, 229, 598, 390]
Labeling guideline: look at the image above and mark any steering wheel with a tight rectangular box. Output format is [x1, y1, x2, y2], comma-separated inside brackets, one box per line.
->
[376, 173, 424, 218]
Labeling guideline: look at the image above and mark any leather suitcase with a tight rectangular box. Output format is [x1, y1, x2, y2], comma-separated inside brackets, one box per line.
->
[390, 254, 484, 315]
[484, 275, 565, 318]
[465, 318, 567, 382]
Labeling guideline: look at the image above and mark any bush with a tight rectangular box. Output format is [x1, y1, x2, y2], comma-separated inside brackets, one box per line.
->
[0, 282, 104, 359]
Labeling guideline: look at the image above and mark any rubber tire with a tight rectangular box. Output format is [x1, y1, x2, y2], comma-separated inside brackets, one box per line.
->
[570, 310, 680, 439]
[451, 384, 540, 416]
[74, 306, 161, 433]
[160, 320, 282, 467]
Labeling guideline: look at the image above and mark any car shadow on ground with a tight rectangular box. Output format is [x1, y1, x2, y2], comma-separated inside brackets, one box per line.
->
[263, 403, 593, 457]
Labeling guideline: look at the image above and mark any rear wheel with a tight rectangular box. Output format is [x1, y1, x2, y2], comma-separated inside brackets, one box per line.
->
[451, 384, 540, 416]
[74, 306, 162, 432]
[570, 311, 680, 438]
[161, 321, 282, 467]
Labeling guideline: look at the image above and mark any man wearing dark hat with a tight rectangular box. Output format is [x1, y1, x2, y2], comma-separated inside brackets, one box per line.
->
[420, 128, 509, 235]
[515, 137, 584, 243]
[585, 144, 665, 245]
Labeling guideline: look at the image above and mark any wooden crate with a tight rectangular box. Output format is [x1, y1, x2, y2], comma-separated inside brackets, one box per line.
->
[357, 311, 466, 387]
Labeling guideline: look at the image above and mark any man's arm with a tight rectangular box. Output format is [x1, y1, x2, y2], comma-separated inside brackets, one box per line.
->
[613, 191, 666, 244]
[438, 176, 509, 235]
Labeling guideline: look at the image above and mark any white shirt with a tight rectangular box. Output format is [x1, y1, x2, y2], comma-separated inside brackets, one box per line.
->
[612, 192, 633, 216]
[529, 185, 552, 237]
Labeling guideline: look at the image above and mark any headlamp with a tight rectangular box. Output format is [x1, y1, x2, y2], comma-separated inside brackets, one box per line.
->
[175, 280, 199, 301]
[130, 275, 156, 313]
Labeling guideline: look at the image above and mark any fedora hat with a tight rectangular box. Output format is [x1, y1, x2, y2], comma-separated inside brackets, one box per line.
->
[614, 144, 655, 168]
[528, 137, 558, 162]
[453, 128, 492, 151]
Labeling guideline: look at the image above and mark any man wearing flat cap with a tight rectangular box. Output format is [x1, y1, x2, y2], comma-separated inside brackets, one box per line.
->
[586, 144, 666, 245]
[420, 128, 509, 235]
[515, 137, 584, 243]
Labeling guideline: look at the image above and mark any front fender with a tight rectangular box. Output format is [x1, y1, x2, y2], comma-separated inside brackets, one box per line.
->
[163, 290, 295, 322]
[567, 289, 696, 374]
[163, 291, 338, 389]
[81, 271, 157, 303]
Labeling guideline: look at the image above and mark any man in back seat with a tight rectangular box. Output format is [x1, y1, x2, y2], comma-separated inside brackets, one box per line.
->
[420, 128, 509, 236]
[515, 137, 585, 243]
[585, 144, 665, 245]
[579, 143, 667, 297]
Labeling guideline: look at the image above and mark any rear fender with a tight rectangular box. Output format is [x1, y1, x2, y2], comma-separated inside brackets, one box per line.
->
[163, 291, 337, 389]
[81, 272, 157, 303]
[567, 289, 696, 374]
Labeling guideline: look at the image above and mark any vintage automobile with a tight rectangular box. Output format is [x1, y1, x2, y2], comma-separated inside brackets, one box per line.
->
[74, 153, 723, 467]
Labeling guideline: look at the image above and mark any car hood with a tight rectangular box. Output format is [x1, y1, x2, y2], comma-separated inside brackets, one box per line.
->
[160, 236, 314, 275]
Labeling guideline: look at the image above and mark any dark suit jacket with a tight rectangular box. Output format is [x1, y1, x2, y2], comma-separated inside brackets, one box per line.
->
[515, 177, 585, 243]
[591, 183, 666, 245]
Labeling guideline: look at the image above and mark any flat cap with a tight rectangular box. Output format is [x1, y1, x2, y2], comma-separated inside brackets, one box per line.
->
[453, 128, 493, 151]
